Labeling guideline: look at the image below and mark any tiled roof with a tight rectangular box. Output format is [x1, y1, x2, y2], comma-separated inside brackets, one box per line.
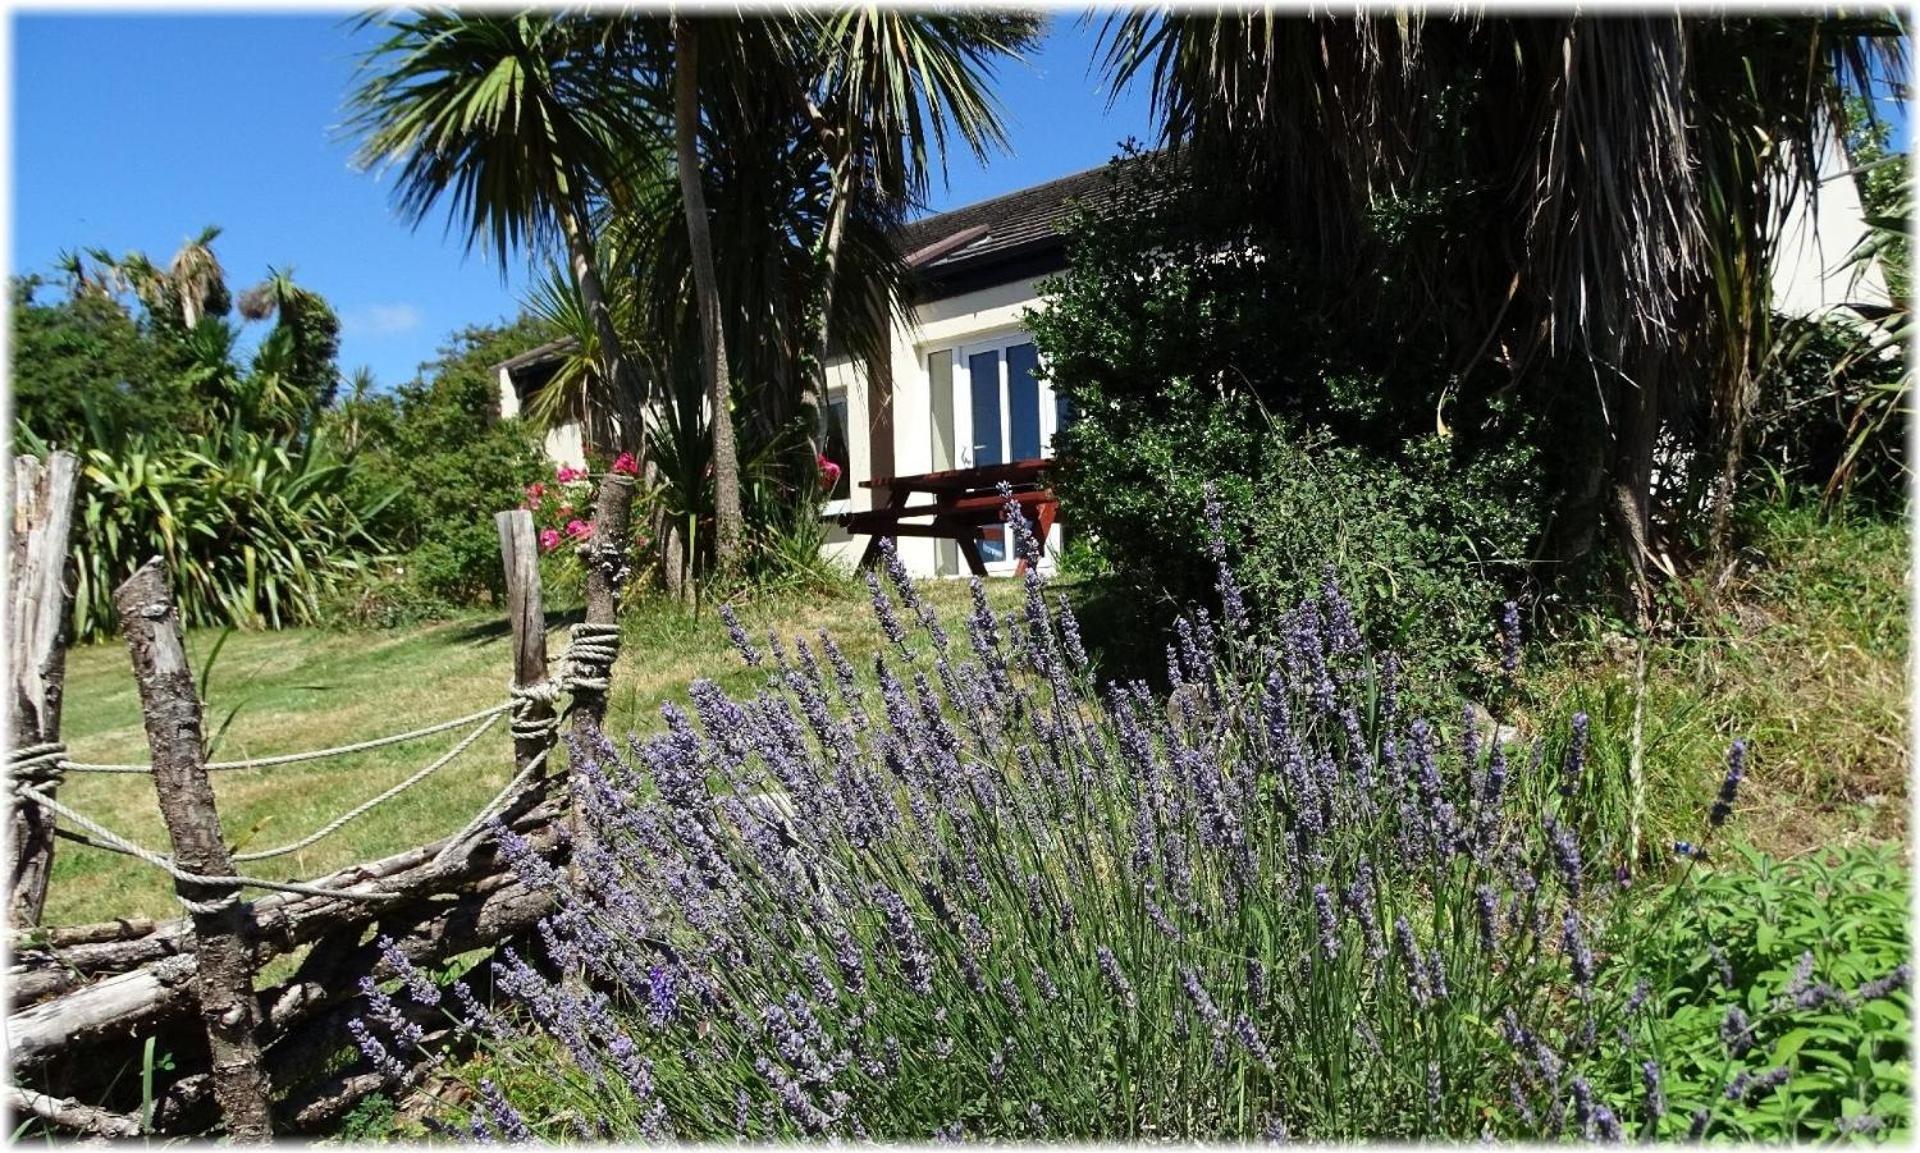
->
[896, 160, 1120, 277]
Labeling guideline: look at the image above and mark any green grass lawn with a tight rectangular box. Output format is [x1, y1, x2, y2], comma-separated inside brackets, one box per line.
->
[43, 579, 1017, 926]
[40, 500, 1905, 928]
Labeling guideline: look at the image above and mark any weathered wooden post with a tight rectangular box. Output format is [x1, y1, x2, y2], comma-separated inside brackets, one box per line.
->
[113, 557, 272, 1141]
[495, 510, 556, 779]
[9, 451, 80, 927]
[571, 470, 635, 739]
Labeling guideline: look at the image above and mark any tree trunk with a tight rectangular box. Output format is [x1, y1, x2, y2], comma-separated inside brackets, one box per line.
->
[8, 451, 79, 927]
[555, 197, 644, 457]
[112, 558, 273, 1141]
[1606, 350, 1665, 629]
[804, 159, 855, 466]
[674, 21, 745, 573]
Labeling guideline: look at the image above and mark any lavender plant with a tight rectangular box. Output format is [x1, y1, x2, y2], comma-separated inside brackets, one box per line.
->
[373, 490, 1811, 1141]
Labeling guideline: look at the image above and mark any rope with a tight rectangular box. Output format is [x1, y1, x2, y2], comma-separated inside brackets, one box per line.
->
[229, 712, 503, 862]
[429, 745, 554, 870]
[9, 742, 68, 785]
[12, 783, 397, 903]
[560, 623, 620, 693]
[58, 702, 513, 774]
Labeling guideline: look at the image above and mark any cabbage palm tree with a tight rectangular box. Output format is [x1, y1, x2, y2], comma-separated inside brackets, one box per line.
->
[670, 15, 746, 571]
[348, 10, 654, 454]
[168, 225, 230, 329]
[792, 11, 1041, 442]
[1102, 10, 1903, 617]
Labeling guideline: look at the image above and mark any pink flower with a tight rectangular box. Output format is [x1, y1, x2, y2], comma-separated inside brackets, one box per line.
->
[538, 528, 562, 552]
[526, 482, 545, 500]
[555, 466, 583, 484]
[565, 519, 592, 540]
[612, 451, 640, 477]
[817, 452, 843, 490]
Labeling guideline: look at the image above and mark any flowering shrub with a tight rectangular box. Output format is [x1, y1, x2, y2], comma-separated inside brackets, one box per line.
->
[522, 466, 595, 554]
[358, 492, 1904, 1141]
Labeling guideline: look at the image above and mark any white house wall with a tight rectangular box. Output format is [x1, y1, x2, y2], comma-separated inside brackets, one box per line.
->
[1772, 130, 1890, 317]
[825, 274, 1052, 578]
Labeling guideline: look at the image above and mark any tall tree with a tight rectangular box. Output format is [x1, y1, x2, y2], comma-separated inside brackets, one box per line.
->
[348, 11, 653, 456]
[792, 11, 1040, 450]
[1102, 10, 1903, 620]
[670, 16, 745, 571]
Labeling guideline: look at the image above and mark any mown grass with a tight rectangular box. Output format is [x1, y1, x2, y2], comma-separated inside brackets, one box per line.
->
[43, 499, 1904, 928]
[44, 579, 1022, 927]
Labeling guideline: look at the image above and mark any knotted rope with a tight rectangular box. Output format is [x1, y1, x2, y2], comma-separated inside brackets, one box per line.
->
[560, 622, 621, 694]
[9, 742, 69, 788]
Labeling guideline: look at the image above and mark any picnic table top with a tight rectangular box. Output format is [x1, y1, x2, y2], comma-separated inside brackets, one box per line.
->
[860, 458, 1052, 496]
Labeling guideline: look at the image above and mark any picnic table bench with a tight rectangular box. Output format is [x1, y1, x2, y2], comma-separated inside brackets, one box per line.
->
[829, 459, 1058, 577]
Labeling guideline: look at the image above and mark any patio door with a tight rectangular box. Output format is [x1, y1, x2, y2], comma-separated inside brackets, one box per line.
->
[954, 335, 1057, 570]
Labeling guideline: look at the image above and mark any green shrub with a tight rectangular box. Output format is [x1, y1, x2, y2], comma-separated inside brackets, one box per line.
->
[1749, 315, 1908, 512]
[1048, 378, 1540, 693]
[1031, 151, 1547, 692]
[1633, 843, 1910, 1141]
[329, 320, 550, 620]
[58, 423, 387, 639]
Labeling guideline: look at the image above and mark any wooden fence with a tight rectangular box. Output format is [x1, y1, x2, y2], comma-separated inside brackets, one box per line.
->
[4, 452, 636, 1138]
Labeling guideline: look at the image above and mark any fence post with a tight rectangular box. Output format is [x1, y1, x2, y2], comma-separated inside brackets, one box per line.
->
[113, 557, 273, 1141]
[495, 510, 556, 780]
[572, 471, 635, 739]
[8, 451, 80, 928]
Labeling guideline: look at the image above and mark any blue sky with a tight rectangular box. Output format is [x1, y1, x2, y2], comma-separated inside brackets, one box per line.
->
[10, 12, 1153, 390]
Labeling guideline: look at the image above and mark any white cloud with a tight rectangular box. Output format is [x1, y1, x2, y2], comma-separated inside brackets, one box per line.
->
[344, 303, 423, 337]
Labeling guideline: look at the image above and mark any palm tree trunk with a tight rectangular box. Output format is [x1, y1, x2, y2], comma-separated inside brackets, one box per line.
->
[803, 158, 854, 465]
[674, 21, 745, 572]
[555, 195, 642, 456]
[1607, 348, 1666, 629]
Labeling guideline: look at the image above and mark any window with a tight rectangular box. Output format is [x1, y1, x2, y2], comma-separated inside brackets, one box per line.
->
[821, 391, 851, 509]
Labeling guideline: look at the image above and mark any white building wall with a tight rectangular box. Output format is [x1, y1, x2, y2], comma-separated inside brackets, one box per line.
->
[1772, 130, 1891, 317]
[825, 275, 1053, 578]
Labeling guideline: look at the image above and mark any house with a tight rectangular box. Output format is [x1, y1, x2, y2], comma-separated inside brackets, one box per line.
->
[496, 160, 1116, 579]
[499, 141, 1887, 579]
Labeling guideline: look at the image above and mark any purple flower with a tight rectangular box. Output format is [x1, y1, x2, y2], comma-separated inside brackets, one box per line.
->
[1857, 963, 1910, 1001]
[1499, 600, 1522, 675]
[1710, 739, 1748, 827]
[1561, 911, 1595, 995]
[1233, 1014, 1276, 1071]
[1561, 712, 1589, 798]
[1546, 818, 1583, 901]
[477, 1079, 532, 1142]
[1179, 966, 1227, 1036]
[1313, 884, 1340, 959]
[1721, 1005, 1753, 1056]
[1642, 1060, 1666, 1123]
[719, 604, 760, 667]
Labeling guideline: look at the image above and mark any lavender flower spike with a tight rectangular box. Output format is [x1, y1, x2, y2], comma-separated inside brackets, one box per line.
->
[1710, 739, 1748, 827]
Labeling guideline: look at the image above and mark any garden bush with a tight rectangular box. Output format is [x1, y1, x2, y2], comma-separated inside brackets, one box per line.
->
[1631, 842, 1910, 1140]
[1747, 314, 1909, 512]
[326, 320, 550, 621]
[341, 492, 1906, 1141]
[1030, 151, 1547, 693]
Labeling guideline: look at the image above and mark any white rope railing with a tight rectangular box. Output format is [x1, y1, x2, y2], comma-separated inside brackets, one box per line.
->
[7, 625, 621, 908]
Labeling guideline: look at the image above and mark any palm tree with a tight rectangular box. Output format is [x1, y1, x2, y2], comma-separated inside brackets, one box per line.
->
[347, 10, 653, 455]
[670, 15, 746, 572]
[790, 11, 1041, 446]
[1101, 10, 1904, 618]
[168, 225, 230, 329]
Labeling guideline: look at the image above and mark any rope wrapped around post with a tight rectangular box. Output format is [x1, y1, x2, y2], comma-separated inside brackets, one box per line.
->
[9, 742, 69, 790]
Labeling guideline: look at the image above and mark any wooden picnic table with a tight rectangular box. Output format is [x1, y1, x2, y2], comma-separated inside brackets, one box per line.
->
[831, 458, 1058, 577]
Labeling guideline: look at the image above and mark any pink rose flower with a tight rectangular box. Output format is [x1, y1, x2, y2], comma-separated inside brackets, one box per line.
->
[612, 451, 640, 477]
[565, 519, 592, 540]
[538, 528, 561, 552]
[817, 452, 843, 490]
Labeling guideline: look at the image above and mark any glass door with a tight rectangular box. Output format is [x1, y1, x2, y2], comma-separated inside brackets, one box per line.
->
[955, 335, 1055, 570]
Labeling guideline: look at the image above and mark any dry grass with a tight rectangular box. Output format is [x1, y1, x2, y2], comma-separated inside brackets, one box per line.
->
[43, 579, 1015, 926]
